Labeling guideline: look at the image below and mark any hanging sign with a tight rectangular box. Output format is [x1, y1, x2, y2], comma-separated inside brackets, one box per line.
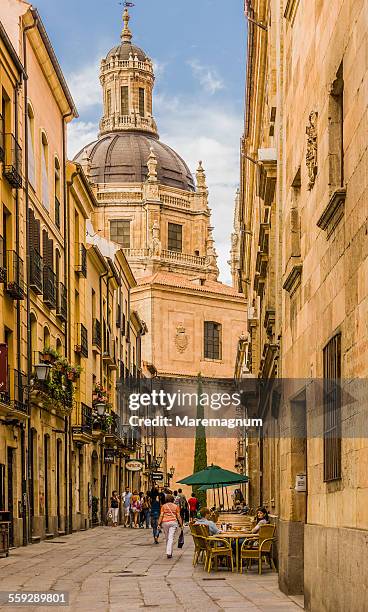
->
[125, 460, 143, 472]
[104, 449, 116, 464]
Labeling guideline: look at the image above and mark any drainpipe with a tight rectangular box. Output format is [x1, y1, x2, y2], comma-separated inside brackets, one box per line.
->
[62, 114, 73, 535]
[98, 269, 108, 522]
[23, 17, 37, 546]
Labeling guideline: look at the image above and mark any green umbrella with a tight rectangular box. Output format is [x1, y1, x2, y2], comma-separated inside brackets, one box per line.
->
[177, 463, 248, 486]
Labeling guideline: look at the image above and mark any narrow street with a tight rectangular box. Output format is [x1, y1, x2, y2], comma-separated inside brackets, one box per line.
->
[0, 527, 302, 612]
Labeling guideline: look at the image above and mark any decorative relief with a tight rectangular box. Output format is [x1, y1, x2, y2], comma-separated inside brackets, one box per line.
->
[306, 111, 318, 190]
[175, 324, 188, 353]
[149, 220, 161, 257]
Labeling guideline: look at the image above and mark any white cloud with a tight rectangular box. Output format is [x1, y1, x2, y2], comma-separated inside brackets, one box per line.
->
[188, 59, 224, 95]
[67, 121, 98, 159]
[67, 59, 101, 112]
[152, 59, 168, 78]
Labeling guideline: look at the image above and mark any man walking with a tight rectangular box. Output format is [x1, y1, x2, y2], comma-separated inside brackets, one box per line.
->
[188, 492, 198, 521]
[122, 486, 132, 527]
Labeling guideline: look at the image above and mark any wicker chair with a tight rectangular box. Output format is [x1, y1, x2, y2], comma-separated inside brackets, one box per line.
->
[190, 523, 207, 567]
[196, 525, 234, 573]
[240, 524, 276, 575]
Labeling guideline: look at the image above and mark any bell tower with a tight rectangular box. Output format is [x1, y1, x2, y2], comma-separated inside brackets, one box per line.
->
[99, 8, 158, 136]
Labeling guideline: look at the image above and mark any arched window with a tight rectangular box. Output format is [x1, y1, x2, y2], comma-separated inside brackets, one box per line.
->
[43, 326, 50, 349]
[41, 132, 49, 210]
[204, 321, 222, 360]
[54, 157, 61, 228]
[27, 104, 35, 186]
[56, 337, 62, 356]
[30, 313, 37, 366]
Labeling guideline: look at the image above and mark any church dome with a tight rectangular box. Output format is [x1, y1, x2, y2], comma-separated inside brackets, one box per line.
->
[106, 42, 147, 62]
[74, 131, 195, 192]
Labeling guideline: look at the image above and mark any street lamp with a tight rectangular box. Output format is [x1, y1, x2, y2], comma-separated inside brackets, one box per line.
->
[95, 403, 106, 417]
[33, 363, 52, 382]
[169, 465, 175, 477]
[156, 454, 163, 467]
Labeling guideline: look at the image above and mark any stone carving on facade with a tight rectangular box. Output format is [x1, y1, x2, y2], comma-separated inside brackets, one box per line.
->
[306, 111, 318, 190]
[149, 220, 161, 257]
[147, 147, 158, 182]
[175, 323, 189, 353]
[196, 160, 207, 190]
[239, 331, 251, 373]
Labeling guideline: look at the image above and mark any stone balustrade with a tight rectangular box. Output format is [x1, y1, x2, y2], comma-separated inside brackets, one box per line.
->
[161, 249, 207, 266]
[160, 193, 191, 209]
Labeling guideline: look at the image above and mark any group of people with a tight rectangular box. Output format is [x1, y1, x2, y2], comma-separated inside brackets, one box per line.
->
[108, 486, 202, 558]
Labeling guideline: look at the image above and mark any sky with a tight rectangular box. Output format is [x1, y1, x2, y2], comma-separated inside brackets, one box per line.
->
[33, 0, 246, 284]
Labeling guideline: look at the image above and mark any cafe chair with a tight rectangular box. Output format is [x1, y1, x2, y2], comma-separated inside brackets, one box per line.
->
[190, 523, 207, 567]
[196, 525, 234, 573]
[240, 524, 276, 575]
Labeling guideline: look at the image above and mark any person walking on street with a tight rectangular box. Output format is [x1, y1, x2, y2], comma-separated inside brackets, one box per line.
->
[188, 492, 198, 520]
[122, 487, 132, 527]
[150, 493, 161, 544]
[158, 494, 183, 558]
[130, 490, 142, 528]
[178, 489, 189, 524]
[142, 493, 151, 528]
[109, 491, 120, 527]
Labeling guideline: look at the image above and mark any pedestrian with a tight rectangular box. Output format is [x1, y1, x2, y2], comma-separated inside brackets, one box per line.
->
[173, 490, 180, 505]
[188, 492, 198, 520]
[130, 490, 142, 528]
[142, 492, 151, 528]
[138, 491, 145, 528]
[159, 489, 166, 505]
[158, 493, 183, 559]
[122, 486, 132, 527]
[177, 488, 189, 524]
[150, 493, 161, 544]
[109, 491, 120, 527]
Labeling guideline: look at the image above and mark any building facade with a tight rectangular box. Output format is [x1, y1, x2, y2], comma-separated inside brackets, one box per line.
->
[234, 0, 368, 610]
[0, 2, 149, 547]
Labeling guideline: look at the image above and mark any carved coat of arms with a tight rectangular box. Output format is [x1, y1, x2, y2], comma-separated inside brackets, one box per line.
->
[175, 324, 188, 353]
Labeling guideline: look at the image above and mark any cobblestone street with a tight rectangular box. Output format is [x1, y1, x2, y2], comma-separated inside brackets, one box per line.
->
[0, 527, 303, 612]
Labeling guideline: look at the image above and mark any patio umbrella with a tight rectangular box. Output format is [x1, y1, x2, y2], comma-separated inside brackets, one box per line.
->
[177, 464, 248, 486]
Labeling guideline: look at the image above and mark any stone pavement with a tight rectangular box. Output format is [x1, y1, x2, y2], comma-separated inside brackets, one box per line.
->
[0, 526, 303, 612]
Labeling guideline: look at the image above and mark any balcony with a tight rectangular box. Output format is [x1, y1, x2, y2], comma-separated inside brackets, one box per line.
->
[75, 323, 88, 358]
[3, 133, 22, 189]
[5, 251, 25, 300]
[0, 236, 6, 283]
[102, 331, 118, 369]
[75, 243, 87, 277]
[105, 411, 121, 443]
[43, 265, 56, 309]
[29, 249, 43, 294]
[121, 424, 137, 450]
[56, 282, 67, 322]
[0, 368, 28, 420]
[92, 318, 102, 351]
[72, 403, 93, 444]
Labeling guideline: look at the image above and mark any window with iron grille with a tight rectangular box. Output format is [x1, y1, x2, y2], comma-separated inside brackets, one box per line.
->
[168, 223, 182, 252]
[323, 333, 342, 482]
[204, 321, 222, 360]
[139, 88, 145, 117]
[110, 220, 130, 248]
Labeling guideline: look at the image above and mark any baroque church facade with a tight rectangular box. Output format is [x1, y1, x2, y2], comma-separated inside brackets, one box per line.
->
[76, 9, 247, 488]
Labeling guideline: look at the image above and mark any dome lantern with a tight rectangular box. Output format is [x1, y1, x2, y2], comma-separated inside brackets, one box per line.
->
[99, 8, 157, 136]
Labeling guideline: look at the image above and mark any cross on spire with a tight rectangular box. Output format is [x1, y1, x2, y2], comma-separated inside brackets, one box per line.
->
[121, 7, 132, 42]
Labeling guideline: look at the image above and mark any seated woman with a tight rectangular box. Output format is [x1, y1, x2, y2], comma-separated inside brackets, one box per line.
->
[232, 506, 270, 558]
[195, 507, 221, 536]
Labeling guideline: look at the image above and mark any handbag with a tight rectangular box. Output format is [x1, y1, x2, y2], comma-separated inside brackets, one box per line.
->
[178, 529, 184, 548]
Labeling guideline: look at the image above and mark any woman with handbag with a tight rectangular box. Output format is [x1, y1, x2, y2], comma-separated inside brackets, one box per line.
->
[130, 490, 142, 528]
[158, 494, 183, 558]
[109, 491, 120, 527]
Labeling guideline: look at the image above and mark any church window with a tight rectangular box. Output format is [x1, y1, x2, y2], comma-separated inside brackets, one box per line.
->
[110, 219, 131, 248]
[168, 223, 182, 252]
[139, 88, 145, 117]
[204, 322, 222, 360]
[328, 62, 344, 189]
[323, 333, 342, 482]
[41, 132, 49, 210]
[27, 104, 35, 186]
[106, 89, 112, 115]
[121, 86, 129, 115]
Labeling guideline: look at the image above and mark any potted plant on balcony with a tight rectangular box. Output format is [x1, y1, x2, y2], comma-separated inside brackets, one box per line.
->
[67, 365, 83, 382]
[40, 345, 59, 364]
[54, 357, 69, 374]
[93, 383, 108, 403]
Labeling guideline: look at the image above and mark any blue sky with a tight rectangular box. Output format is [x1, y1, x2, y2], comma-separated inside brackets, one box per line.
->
[34, 0, 246, 282]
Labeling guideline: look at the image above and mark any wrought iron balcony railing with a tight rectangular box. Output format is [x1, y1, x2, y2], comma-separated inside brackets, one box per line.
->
[56, 282, 67, 322]
[13, 369, 28, 414]
[29, 248, 43, 294]
[73, 402, 93, 435]
[75, 243, 87, 277]
[75, 323, 88, 358]
[5, 251, 25, 299]
[92, 318, 102, 350]
[0, 236, 6, 283]
[3, 133, 22, 189]
[43, 265, 56, 309]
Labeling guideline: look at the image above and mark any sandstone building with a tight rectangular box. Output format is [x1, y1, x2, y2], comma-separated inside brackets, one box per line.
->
[233, 0, 368, 610]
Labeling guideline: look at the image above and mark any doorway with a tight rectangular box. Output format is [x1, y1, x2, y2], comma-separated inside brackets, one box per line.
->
[44, 435, 49, 533]
[56, 439, 62, 531]
[7, 448, 14, 546]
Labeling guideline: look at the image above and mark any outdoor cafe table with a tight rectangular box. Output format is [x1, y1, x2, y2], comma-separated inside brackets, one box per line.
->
[209, 531, 259, 572]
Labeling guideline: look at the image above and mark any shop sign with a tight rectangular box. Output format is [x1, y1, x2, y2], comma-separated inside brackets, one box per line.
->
[295, 473, 307, 492]
[152, 472, 164, 481]
[125, 460, 143, 472]
[104, 449, 116, 464]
